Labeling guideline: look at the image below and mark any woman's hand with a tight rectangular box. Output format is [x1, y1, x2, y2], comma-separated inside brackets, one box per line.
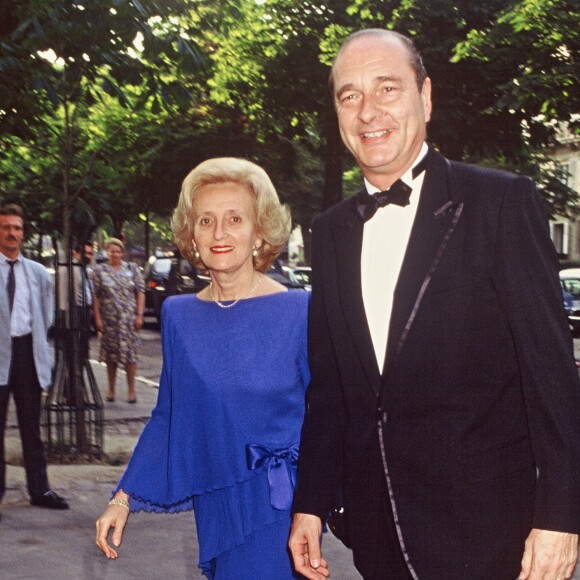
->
[95, 493, 130, 559]
[134, 313, 144, 330]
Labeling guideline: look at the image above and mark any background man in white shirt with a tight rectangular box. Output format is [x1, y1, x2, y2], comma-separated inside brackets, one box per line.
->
[0, 203, 69, 517]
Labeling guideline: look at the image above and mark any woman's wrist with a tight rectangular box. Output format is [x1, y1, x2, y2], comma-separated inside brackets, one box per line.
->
[108, 489, 130, 511]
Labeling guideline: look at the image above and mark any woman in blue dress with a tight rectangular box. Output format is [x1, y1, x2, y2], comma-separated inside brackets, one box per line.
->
[95, 158, 313, 579]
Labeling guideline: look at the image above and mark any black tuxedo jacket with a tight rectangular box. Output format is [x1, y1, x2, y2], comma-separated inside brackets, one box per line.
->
[293, 149, 580, 579]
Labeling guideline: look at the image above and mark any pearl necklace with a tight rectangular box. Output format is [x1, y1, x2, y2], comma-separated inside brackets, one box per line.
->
[210, 274, 263, 309]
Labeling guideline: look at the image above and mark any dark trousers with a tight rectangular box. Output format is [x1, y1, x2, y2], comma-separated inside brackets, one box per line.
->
[0, 334, 49, 500]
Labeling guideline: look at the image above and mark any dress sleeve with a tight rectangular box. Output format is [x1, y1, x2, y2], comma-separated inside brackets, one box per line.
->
[113, 300, 194, 513]
[89, 266, 101, 297]
[132, 262, 145, 294]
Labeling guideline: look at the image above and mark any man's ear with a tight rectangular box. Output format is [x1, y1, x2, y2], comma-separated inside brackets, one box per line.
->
[422, 77, 432, 124]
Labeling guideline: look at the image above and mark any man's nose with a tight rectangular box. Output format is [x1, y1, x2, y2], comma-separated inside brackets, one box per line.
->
[358, 93, 384, 124]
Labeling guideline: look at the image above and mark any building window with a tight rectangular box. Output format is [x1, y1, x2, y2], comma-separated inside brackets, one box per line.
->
[551, 222, 568, 256]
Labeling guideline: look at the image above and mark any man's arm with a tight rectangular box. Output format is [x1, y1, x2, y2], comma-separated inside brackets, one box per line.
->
[493, 176, 580, 575]
[290, 216, 347, 575]
[292, 216, 347, 517]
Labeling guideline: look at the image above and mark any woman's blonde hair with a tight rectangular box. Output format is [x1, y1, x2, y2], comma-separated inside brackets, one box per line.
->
[172, 157, 291, 273]
[104, 237, 125, 252]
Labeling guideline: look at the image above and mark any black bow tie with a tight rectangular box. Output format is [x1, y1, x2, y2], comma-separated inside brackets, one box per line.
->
[353, 154, 429, 222]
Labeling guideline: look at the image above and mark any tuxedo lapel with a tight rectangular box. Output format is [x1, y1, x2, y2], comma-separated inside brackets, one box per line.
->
[331, 201, 382, 396]
[384, 153, 463, 373]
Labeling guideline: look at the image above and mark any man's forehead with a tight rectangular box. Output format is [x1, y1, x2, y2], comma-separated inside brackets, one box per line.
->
[0, 215, 24, 227]
[334, 40, 413, 89]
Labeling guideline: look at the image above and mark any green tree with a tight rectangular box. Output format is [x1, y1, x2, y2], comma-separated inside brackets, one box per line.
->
[0, 0, 204, 244]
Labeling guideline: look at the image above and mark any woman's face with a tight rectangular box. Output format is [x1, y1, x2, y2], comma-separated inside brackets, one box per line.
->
[192, 181, 260, 277]
[107, 243, 123, 266]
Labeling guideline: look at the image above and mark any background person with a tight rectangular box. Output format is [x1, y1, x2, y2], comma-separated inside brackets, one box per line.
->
[73, 242, 95, 360]
[90, 238, 145, 404]
[289, 29, 580, 580]
[95, 158, 310, 579]
[0, 204, 69, 518]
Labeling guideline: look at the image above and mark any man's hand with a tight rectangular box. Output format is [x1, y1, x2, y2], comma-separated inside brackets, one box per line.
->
[289, 513, 330, 579]
[520, 528, 578, 579]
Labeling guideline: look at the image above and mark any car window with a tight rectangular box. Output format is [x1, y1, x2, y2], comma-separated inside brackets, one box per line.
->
[293, 270, 311, 284]
[561, 279, 580, 298]
[151, 259, 172, 276]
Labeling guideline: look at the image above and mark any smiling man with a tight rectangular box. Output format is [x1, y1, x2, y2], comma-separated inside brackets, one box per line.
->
[289, 29, 580, 580]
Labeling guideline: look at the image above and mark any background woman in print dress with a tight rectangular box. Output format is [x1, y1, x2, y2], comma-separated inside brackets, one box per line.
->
[91, 238, 145, 404]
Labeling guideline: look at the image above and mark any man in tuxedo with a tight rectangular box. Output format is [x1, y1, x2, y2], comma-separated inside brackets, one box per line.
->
[289, 29, 580, 580]
[0, 204, 69, 518]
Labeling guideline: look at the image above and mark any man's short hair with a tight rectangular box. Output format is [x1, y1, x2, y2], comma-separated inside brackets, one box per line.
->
[329, 29, 428, 94]
[0, 203, 24, 219]
[74, 241, 94, 254]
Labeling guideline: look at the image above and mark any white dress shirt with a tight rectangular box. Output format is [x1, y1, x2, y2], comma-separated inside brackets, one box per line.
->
[1, 252, 32, 337]
[361, 143, 428, 373]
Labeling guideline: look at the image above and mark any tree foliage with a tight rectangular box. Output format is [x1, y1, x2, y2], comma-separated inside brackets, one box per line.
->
[1, 0, 577, 250]
[0, 0, 204, 243]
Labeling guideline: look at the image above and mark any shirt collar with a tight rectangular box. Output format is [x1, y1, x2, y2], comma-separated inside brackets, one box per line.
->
[0, 251, 21, 264]
[364, 142, 429, 195]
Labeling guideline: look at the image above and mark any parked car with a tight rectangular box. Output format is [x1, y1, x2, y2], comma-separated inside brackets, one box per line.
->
[292, 266, 312, 290]
[559, 268, 580, 335]
[144, 253, 209, 322]
[266, 260, 306, 290]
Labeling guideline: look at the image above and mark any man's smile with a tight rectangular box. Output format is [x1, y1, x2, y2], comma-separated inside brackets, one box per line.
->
[362, 129, 394, 139]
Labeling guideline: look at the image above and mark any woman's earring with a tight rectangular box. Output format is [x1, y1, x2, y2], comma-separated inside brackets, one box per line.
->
[193, 243, 200, 260]
[252, 246, 259, 258]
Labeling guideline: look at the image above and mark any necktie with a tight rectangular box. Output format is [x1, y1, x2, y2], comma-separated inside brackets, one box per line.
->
[353, 153, 429, 222]
[7, 259, 16, 312]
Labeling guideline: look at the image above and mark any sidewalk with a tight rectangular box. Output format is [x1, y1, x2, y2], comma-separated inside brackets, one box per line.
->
[1, 360, 360, 579]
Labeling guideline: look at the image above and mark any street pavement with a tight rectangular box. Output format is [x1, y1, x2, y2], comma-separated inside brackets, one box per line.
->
[2, 329, 580, 579]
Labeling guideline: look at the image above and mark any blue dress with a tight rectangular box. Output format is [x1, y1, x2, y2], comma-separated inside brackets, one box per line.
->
[114, 291, 310, 579]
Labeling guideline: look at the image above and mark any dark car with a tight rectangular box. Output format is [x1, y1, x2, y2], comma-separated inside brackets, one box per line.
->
[144, 253, 209, 321]
[292, 266, 312, 291]
[265, 260, 306, 290]
[559, 268, 580, 335]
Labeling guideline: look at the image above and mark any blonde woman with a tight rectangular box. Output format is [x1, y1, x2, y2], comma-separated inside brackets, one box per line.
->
[96, 159, 310, 579]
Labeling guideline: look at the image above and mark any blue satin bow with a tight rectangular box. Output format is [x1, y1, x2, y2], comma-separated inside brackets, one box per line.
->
[246, 443, 299, 510]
